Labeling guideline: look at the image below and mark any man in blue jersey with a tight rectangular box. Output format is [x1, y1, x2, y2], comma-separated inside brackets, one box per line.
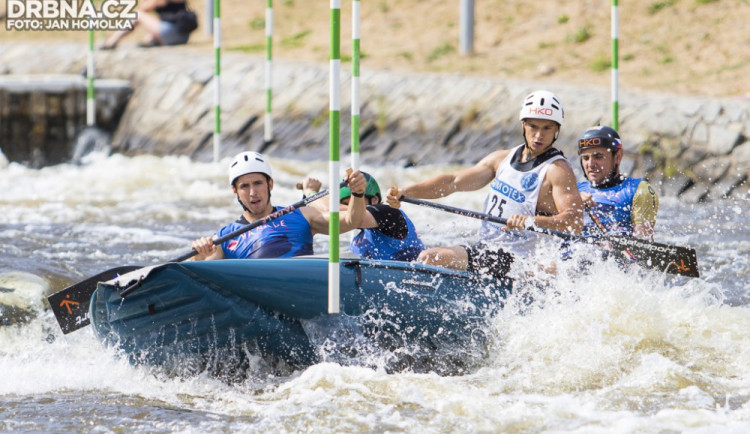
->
[577, 126, 659, 241]
[387, 90, 584, 277]
[190, 151, 367, 260]
[300, 172, 425, 261]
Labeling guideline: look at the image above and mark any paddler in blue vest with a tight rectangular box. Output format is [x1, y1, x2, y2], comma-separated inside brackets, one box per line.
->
[386, 90, 584, 278]
[577, 126, 659, 241]
[190, 151, 367, 260]
[300, 172, 425, 261]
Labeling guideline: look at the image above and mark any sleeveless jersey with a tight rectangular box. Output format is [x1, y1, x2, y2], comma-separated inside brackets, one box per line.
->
[578, 177, 654, 236]
[478, 144, 566, 256]
[217, 207, 313, 259]
[350, 204, 425, 261]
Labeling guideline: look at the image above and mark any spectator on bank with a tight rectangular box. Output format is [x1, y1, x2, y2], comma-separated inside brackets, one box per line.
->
[100, 0, 197, 50]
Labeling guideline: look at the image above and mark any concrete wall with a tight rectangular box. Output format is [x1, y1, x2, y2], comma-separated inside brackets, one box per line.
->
[0, 75, 131, 167]
[0, 43, 747, 201]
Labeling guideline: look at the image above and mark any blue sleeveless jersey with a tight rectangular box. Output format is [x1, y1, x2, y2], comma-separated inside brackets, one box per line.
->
[578, 177, 642, 236]
[350, 208, 425, 261]
[217, 207, 313, 259]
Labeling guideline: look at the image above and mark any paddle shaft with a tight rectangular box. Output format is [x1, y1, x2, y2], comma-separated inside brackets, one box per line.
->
[399, 196, 577, 240]
[48, 181, 347, 334]
[400, 196, 699, 277]
[585, 206, 609, 235]
[119, 182, 346, 298]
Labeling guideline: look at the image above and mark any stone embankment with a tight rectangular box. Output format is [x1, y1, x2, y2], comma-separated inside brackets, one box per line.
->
[1, 43, 748, 201]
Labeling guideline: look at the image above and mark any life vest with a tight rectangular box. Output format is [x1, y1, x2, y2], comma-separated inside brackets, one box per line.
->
[578, 177, 642, 236]
[479, 144, 567, 256]
[218, 207, 313, 259]
[350, 206, 425, 261]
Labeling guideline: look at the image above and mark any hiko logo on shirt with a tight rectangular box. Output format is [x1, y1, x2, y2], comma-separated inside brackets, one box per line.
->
[490, 178, 526, 203]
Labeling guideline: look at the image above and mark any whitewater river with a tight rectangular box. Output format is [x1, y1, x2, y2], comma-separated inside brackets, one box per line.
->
[1, 153, 748, 432]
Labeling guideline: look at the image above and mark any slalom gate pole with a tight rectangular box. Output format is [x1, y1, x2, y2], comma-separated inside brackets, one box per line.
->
[264, 0, 274, 145]
[86, 20, 95, 127]
[351, 0, 361, 170]
[611, 0, 619, 130]
[213, 0, 222, 162]
[328, 0, 342, 314]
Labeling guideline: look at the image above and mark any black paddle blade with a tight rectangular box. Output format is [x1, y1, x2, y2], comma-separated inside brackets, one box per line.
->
[47, 266, 141, 334]
[608, 236, 700, 278]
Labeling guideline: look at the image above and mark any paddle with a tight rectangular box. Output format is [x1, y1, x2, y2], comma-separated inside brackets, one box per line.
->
[398, 196, 699, 278]
[48, 182, 345, 335]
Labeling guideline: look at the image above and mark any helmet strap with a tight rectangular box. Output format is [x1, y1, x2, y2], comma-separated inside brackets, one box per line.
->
[237, 196, 250, 213]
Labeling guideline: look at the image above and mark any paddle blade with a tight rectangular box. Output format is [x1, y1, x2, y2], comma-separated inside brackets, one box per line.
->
[47, 266, 141, 334]
[608, 236, 700, 278]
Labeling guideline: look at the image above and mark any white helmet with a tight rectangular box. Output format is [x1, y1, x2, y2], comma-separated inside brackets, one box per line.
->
[518, 90, 564, 126]
[228, 151, 273, 186]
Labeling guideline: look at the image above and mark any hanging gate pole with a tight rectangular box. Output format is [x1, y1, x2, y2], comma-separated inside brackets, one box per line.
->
[611, 0, 619, 130]
[264, 0, 274, 145]
[328, 0, 342, 314]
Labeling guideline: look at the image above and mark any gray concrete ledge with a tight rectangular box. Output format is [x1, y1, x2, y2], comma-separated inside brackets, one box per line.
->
[0, 42, 747, 201]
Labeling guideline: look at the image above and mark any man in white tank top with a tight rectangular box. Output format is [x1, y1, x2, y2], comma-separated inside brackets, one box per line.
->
[387, 90, 583, 278]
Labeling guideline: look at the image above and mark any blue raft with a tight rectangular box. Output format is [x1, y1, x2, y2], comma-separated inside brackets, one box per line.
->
[89, 257, 513, 378]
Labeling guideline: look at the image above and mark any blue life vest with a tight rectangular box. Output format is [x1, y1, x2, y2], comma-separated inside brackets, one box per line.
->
[350, 208, 424, 261]
[217, 207, 313, 259]
[578, 177, 642, 236]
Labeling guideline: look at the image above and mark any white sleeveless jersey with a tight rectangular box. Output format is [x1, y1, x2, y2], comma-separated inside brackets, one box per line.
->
[478, 144, 567, 256]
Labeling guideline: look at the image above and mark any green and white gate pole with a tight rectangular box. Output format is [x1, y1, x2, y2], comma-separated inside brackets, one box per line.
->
[213, 0, 222, 162]
[350, 0, 361, 170]
[611, 0, 619, 130]
[86, 26, 95, 127]
[264, 0, 274, 145]
[328, 0, 341, 314]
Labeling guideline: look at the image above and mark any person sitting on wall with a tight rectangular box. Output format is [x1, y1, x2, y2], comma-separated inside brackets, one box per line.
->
[100, 0, 198, 50]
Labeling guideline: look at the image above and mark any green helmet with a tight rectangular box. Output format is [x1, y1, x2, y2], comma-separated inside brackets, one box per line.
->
[340, 172, 381, 201]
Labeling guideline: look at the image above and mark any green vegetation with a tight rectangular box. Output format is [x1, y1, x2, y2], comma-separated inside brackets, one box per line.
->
[228, 44, 265, 53]
[623, 53, 635, 61]
[648, 0, 677, 15]
[310, 108, 328, 128]
[568, 26, 592, 44]
[427, 42, 455, 63]
[340, 52, 367, 63]
[664, 160, 680, 178]
[376, 96, 387, 134]
[281, 30, 312, 49]
[557, 14, 569, 24]
[696, 0, 719, 4]
[398, 52, 414, 61]
[249, 18, 265, 31]
[538, 41, 556, 49]
[590, 56, 611, 72]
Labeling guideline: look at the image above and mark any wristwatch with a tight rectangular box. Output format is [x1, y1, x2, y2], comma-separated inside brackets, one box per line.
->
[524, 216, 536, 229]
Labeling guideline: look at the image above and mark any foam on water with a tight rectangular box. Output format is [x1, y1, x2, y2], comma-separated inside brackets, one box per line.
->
[1, 154, 749, 431]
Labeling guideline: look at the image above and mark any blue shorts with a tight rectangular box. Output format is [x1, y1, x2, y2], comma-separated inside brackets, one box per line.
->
[159, 20, 190, 46]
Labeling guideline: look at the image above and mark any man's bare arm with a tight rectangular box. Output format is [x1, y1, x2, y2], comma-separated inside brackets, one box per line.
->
[387, 149, 508, 206]
[535, 160, 584, 233]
